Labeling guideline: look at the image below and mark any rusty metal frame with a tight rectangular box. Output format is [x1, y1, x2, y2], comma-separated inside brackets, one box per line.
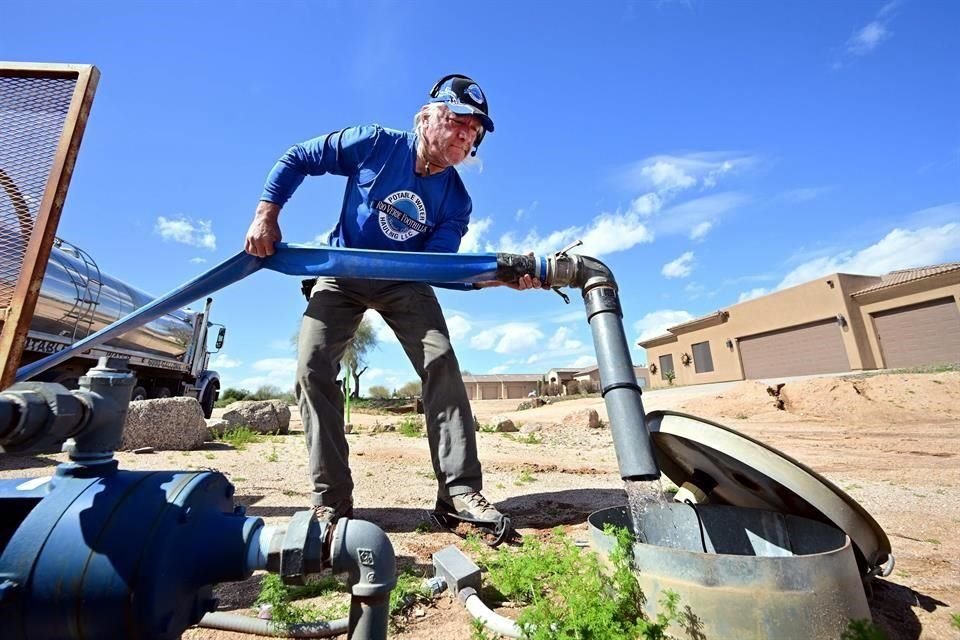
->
[0, 62, 99, 389]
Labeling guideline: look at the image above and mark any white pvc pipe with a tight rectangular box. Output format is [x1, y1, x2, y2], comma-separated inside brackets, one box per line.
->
[458, 587, 522, 638]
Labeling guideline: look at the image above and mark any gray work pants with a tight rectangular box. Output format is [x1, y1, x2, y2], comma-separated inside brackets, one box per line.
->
[296, 277, 482, 508]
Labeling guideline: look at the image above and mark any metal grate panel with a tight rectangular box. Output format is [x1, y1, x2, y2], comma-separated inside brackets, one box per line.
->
[0, 75, 76, 310]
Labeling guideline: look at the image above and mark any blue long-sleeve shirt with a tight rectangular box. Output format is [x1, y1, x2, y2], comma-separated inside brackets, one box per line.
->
[260, 125, 472, 254]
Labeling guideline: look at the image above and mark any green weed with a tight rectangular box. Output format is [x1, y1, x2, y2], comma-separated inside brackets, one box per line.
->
[951, 613, 960, 630]
[517, 432, 543, 445]
[415, 521, 431, 534]
[389, 569, 433, 631]
[926, 538, 941, 545]
[266, 445, 279, 462]
[515, 469, 537, 485]
[475, 525, 691, 639]
[398, 416, 425, 438]
[216, 425, 261, 450]
[841, 619, 887, 639]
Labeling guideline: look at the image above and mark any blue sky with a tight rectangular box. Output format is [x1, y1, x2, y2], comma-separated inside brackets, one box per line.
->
[5, 0, 959, 394]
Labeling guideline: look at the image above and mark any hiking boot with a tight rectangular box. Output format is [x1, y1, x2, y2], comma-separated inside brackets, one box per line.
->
[438, 491, 503, 524]
[311, 498, 354, 525]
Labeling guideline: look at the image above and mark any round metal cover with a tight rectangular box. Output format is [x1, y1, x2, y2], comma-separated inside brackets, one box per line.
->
[644, 410, 892, 577]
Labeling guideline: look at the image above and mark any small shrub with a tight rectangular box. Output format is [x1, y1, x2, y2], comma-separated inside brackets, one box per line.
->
[515, 469, 536, 485]
[266, 445, 279, 462]
[517, 432, 542, 445]
[476, 525, 688, 639]
[398, 416, 424, 437]
[368, 385, 391, 399]
[389, 569, 432, 631]
[216, 425, 261, 450]
[841, 619, 887, 640]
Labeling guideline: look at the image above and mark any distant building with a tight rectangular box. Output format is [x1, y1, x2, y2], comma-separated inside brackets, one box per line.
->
[462, 374, 543, 400]
[639, 263, 960, 389]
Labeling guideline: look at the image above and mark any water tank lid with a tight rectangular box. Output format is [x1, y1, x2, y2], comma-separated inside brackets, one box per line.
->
[645, 410, 891, 577]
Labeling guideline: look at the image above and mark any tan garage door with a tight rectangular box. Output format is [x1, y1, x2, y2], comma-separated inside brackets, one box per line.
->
[479, 382, 500, 400]
[739, 318, 849, 379]
[873, 297, 960, 368]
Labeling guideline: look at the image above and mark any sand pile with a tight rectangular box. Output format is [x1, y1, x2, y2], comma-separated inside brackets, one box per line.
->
[677, 380, 789, 421]
[780, 372, 960, 424]
[680, 372, 960, 425]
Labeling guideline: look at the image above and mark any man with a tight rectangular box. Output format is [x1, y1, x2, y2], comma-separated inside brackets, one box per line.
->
[244, 74, 540, 529]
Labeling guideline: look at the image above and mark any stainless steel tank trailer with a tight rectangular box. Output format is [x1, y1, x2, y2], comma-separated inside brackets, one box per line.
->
[1, 244, 891, 639]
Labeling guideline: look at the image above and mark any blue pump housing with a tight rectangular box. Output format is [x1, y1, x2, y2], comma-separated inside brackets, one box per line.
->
[0, 466, 261, 639]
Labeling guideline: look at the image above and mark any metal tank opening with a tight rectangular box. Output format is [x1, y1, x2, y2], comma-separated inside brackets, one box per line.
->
[589, 500, 872, 639]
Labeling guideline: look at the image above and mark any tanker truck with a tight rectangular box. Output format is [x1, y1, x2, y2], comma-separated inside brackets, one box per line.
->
[14, 238, 225, 417]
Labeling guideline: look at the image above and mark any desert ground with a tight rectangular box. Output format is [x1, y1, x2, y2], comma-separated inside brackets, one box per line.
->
[2, 371, 958, 639]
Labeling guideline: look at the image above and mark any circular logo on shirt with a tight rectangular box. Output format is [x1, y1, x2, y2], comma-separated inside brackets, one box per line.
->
[377, 190, 427, 242]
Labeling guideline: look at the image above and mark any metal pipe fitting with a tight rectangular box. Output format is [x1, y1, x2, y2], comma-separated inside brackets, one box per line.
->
[330, 517, 397, 640]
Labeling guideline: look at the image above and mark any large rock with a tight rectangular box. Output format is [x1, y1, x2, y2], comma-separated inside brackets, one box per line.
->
[205, 418, 230, 439]
[122, 397, 208, 451]
[221, 400, 291, 435]
[491, 415, 518, 433]
[562, 408, 601, 429]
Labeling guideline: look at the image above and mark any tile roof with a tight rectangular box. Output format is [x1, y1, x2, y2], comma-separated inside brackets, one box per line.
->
[852, 262, 960, 296]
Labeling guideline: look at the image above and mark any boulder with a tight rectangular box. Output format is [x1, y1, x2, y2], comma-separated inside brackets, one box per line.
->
[519, 422, 543, 434]
[205, 418, 230, 439]
[491, 415, 518, 433]
[122, 397, 208, 451]
[221, 400, 291, 435]
[562, 408, 601, 429]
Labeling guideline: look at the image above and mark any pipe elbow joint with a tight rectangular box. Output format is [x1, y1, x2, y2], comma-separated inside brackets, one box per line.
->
[330, 518, 397, 598]
[545, 253, 617, 291]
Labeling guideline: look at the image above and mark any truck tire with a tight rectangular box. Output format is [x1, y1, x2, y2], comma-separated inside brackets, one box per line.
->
[131, 386, 148, 402]
[200, 380, 219, 419]
[151, 386, 172, 399]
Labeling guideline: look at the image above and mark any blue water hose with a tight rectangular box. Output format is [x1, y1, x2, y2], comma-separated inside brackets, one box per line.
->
[15, 243, 547, 383]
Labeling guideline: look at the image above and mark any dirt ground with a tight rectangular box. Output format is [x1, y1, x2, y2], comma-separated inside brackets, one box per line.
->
[2, 371, 958, 639]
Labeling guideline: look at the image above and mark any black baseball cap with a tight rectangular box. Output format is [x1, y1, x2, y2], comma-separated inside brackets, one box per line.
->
[429, 75, 495, 133]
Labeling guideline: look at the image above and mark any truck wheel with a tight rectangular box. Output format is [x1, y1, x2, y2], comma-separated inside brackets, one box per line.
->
[131, 386, 148, 402]
[151, 386, 172, 399]
[201, 380, 219, 419]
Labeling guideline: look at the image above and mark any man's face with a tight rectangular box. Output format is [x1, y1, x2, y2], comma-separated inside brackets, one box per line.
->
[424, 107, 483, 167]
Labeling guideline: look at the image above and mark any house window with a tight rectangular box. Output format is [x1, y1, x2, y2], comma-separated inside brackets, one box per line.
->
[692, 341, 714, 373]
[658, 354, 674, 380]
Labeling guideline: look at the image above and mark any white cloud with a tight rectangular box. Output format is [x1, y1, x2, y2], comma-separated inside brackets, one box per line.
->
[447, 315, 472, 341]
[777, 222, 960, 289]
[653, 192, 749, 237]
[633, 309, 694, 343]
[364, 367, 406, 391]
[662, 251, 695, 279]
[547, 326, 584, 351]
[269, 339, 294, 352]
[210, 353, 241, 369]
[777, 187, 830, 203]
[738, 288, 768, 303]
[365, 310, 398, 344]
[460, 217, 493, 253]
[488, 365, 510, 374]
[470, 322, 543, 354]
[619, 152, 757, 196]
[515, 200, 538, 222]
[189, 257, 207, 264]
[840, 1, 899, 62]
[494, 211, 654, 258]
[568, 355, 596, 369]
[848, 21, 890, 55]
[234, 357, 297, 392]
[689, 221, 712, 240]
[630, 193, 663, 216]
[155, 216, 216, 250]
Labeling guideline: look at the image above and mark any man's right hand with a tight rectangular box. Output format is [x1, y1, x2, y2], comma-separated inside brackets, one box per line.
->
[245, 201, 282, 257]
